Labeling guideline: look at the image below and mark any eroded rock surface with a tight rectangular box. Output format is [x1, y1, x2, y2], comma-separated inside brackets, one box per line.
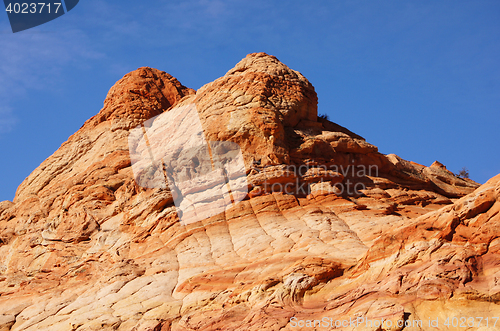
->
[0, 53, 495, 331]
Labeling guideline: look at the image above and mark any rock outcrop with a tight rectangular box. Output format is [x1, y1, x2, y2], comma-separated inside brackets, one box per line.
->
[0, 53, 496, 331]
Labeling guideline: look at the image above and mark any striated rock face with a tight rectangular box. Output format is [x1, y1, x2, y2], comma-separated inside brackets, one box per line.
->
[193, 52, 318, 166]
[0, 53, 496, 331]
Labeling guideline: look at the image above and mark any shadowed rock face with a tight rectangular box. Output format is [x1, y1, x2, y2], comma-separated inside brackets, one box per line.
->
[0, 53, 496, 331]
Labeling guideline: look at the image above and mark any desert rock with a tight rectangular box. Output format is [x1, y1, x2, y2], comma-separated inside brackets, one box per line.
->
[0, 53, 493, 331]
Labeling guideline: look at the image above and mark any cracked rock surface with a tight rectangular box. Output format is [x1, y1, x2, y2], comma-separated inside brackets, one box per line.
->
[0, 53, 496, 331]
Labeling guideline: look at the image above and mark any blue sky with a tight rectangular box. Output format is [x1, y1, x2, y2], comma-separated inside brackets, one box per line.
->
[0, 0, 499, 202]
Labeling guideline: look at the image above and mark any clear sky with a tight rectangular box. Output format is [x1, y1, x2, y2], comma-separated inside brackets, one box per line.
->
[1, 0, 499, 202]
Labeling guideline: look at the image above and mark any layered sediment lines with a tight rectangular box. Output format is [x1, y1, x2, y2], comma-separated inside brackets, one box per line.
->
[0, 53, 497, 331]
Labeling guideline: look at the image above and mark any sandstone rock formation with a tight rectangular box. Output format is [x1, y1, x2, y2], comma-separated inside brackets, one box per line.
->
[0, 53, 497, 331]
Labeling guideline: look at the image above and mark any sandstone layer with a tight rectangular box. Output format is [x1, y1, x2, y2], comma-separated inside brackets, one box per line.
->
[0, 53, 496, 331]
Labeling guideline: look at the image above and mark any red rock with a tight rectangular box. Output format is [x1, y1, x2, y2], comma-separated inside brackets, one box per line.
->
[0, 53, 494, 331]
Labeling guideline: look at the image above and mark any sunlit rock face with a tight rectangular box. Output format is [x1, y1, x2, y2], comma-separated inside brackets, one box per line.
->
[0, 53, 495, 331]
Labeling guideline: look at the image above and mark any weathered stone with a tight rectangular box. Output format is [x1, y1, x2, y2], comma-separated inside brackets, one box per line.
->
[0, 53, 493, 331]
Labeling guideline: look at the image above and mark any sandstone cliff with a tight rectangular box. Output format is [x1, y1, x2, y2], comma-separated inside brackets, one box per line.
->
[0, 53, 497, 331]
